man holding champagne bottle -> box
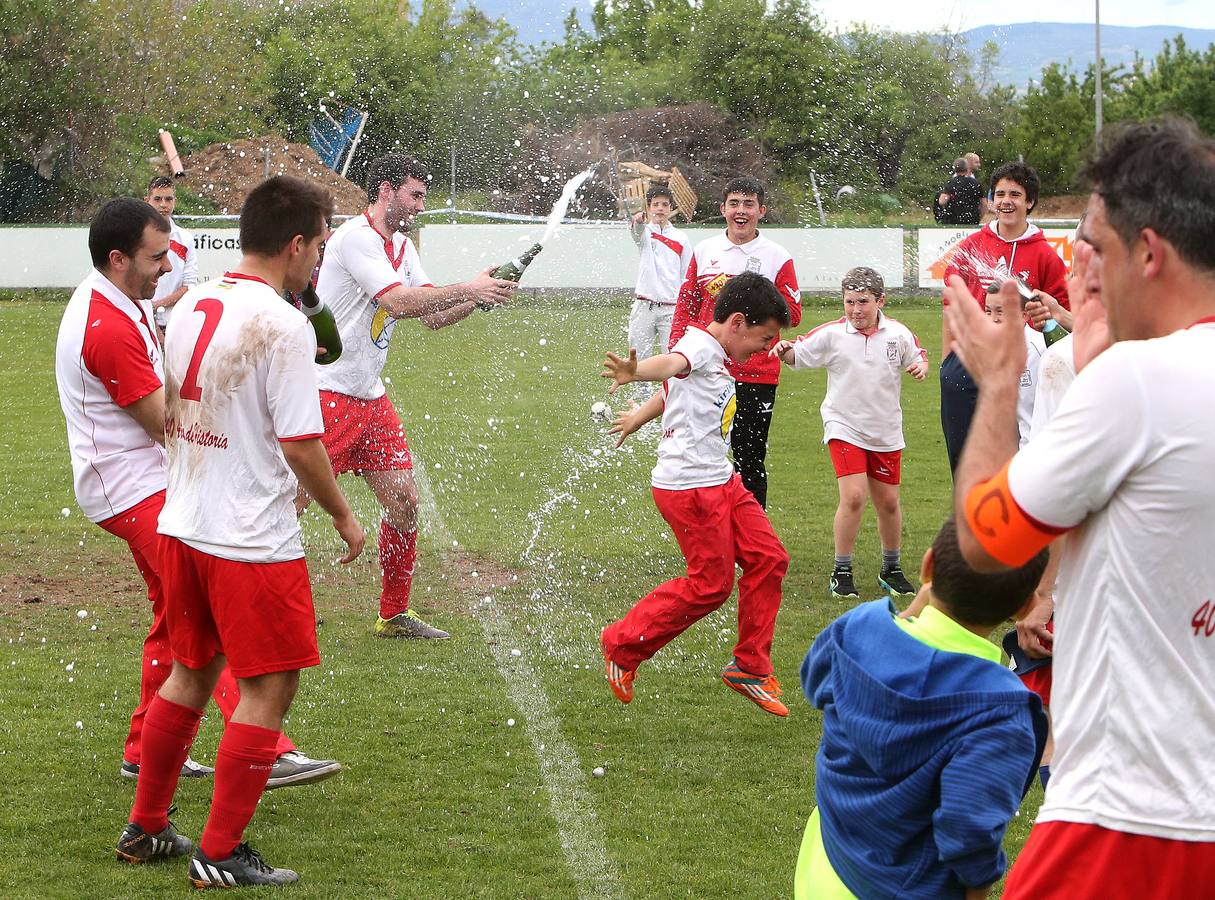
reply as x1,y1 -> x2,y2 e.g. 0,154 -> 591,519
305,153 -> 517,640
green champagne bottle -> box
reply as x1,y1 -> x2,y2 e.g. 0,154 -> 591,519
289,285 -> 343,365
492,243 -> 543,283
1040,318 -> 1069,347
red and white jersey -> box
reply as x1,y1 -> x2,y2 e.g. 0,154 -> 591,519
633,221 -> 692,303
1008,321 -> 1215,841
669,231 -> 801,384
790,312 -> 926,452
158,272 -> 324,563
152,218 -> 198,303
652,326 -> 736,491
315,212 -> 432,400
55,269 -> 167,522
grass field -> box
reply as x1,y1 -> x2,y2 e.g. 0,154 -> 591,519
0,292 -> 1042,898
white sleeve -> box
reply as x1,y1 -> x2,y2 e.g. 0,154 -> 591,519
181,228 -> 198,287
670,331 -> 715,374
267,320 -> 324,440
680,239 -> 693,280
900,327 -> 927,366
1008,343 -> 1151,529
1029,336 -> 1077,438
341,229 -> 408,300
404,241 -> 432,288
791,327 -> 833,370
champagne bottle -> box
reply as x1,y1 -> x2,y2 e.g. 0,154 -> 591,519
288,285 -> 343,365
1040,318 -> 1069,347
492,243 -> 543,283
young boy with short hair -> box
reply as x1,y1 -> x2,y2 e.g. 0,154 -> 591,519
627,185 -> 693,399
771,267 -> 927,601
600,271 -> 793,716
795,516 -> 1049,900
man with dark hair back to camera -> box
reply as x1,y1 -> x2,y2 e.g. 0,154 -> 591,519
115,175 -> 365,888
55,198 -> 338,795
304,153 -> 516,639
937,157 -> 983,226
668,176 -> 801,508
948,118 -> 1215,897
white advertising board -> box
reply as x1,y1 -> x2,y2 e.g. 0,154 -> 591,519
0,224 -> 905,291
918,227 -> 1076,289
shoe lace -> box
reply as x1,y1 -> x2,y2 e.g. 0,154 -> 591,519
232,842 -> 272,873
165,804 -> 180,832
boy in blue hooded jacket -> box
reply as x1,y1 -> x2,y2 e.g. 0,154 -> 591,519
796,515 -> 1048,899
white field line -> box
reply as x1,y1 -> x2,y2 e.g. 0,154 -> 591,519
411,462 -> 624,900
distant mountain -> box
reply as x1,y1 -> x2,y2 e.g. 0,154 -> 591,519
959,22 -> 1215,89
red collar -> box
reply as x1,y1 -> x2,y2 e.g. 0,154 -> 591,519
223,271 -> 272,287
1187,316 -> 1215,329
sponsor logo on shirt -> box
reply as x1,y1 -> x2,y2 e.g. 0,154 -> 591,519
703,273 -> 730,298
370,306 -> 396,350
713,385 -> 737,441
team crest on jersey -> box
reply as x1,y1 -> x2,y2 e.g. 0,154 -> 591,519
745,256 -> 761,273
887,341 -> 899,362
371,305 -> 397,349
703,273 -> 730,298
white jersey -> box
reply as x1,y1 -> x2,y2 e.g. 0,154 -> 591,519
1008,321 -> 1215,841
158,272 -> 324,563
1016,326 -> 1047,447
633,221 -> 692,303
152,218 -> 198,303
652,326 -> 736,491
1029,332 -> 1077,439
55,269 -> 167,522
315,212 -> 432,400
789,312 -> 926,452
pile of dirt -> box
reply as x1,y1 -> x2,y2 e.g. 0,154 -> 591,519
1033,195 -> 1087,219
499,103 -> 778,221
174,135 -> 367,216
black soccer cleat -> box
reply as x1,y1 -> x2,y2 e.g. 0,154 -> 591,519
879,566 -> 917,599
829,568 -> 860,600
116,810 -> 193,864
189,842 -> 300,889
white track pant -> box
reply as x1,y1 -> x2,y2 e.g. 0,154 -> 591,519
627,298 -> 675,399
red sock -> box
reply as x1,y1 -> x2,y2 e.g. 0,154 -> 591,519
200,721 -> 280,861
379,522 -> 417,619
130,695 -> 203,834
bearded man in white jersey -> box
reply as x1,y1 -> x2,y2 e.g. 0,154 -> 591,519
116,176 -> 365,888
948,118 -> 1215,898
305,153 -> 516,639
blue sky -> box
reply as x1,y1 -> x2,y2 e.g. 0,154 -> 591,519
810,0 -> 1215,33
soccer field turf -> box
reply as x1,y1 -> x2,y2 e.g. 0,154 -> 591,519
0,293 -> 1041,898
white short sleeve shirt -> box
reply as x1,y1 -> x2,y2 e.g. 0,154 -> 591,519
651,326 -> 736,491
158,273 -> 324,562
315,213 -> 432,400
1008,322 -> 1215,841
790,313 -> 926,452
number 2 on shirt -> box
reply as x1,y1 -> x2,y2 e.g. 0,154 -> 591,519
179,298 -> 224,402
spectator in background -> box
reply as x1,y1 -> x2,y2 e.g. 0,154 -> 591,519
936,158 -> 983,226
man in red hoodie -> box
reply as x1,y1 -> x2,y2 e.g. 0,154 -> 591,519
940,162 -> 1069,473
668,176 -> 801,508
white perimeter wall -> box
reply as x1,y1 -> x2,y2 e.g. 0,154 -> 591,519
0,224 -> 905,291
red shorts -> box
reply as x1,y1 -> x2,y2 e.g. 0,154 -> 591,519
159,537 -> 320,678
827,440 -> 901,484
1005,820 -> 1215,899
1020,664 -> 1053,706
319,390 -> 413,475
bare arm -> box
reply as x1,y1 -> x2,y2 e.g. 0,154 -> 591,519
419,300 -> 479,330
280,438 -> 365,564
376,267 -> 514,319
152,286 -> 189,310
126,388 -> 166,445
608,393 -> 664,447
629,212 -> 645,246
602,349 -> 689,392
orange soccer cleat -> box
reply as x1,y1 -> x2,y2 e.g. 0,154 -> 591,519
722,662 -> 788,717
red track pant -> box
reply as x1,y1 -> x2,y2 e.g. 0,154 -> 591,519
98,491 -> 294,763
602,474 -> 789,675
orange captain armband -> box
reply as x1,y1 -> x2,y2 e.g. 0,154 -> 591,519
964,463 -> 1067,566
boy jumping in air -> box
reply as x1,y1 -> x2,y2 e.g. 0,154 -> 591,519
772,267 -> 927,601
600,271 -> 793,716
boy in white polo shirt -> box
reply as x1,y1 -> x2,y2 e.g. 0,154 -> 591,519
599,272 -> 792,717
627,185 -> 692,399
772,267 -> 927,601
